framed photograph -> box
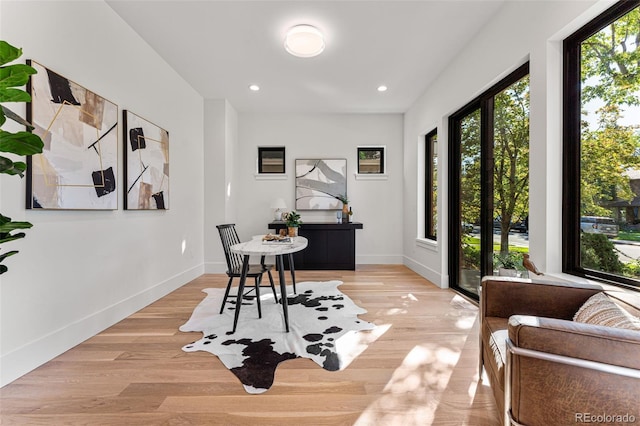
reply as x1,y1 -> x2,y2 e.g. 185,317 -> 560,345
295,158 -> 347,210
26,61 -> 118,209
123,110 -> 169,210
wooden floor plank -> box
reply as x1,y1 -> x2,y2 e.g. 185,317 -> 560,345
0,265 -> 499,425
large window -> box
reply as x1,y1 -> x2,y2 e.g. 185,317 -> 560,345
425,129 -> 438,240
564,1 -> 640,289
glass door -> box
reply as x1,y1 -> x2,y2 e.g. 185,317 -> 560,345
449,64 -> 529,300
458,107 -> 482,296
492,75 -> 530,277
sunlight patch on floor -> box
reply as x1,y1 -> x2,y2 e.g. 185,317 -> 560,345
382,307 -> 408,315
355,336 -> 487,426
480,368 -> 491,386
450,294 -> 478,310
336,323 -> 391,368
456,314 -> 477,330
382,344 -> 460,394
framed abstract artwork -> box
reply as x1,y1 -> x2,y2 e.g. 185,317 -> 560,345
123,110 -> 169,210
26,61 -> 118,209
295,159 -> 347,210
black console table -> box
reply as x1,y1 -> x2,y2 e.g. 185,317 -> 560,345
267,222 -> 363,270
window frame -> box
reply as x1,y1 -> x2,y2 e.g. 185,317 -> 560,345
257,146 -> 286,174
562,0 -> 640,290
425,129 -> 438,240
357,146 -> 385,174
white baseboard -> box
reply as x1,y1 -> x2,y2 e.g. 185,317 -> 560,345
204,261 -> 227,274
0,264 -> 204,387
356,254 -> 403,264
403,255 -> 446,288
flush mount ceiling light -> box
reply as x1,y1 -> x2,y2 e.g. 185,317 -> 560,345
248,84 -> 260,91
377,85 -> 388,92
284,24 -> 325,58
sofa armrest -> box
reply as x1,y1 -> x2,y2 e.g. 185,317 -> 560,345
508,315 -> 640,369
505,315 -> 640,426
481,276 -> 603,320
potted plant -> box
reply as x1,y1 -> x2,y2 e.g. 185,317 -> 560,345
283,210 -> 302,237
0,41 -> 44,274
494,252 -> 522,277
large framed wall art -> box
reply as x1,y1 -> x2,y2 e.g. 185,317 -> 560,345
295,158 -> 347,210
123,110 -> 169,210
26,61 -> 118,209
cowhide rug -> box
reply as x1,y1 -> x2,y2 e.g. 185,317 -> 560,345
180,280 -> 375,394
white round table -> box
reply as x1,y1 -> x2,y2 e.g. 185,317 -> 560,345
230,236 -> 308,333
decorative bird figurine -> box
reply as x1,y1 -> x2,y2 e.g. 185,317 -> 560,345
523,254 -> 543,275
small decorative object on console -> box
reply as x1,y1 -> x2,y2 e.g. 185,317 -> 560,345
283,210 -> 302,237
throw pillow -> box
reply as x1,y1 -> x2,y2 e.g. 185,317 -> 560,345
573,292 -> 640,331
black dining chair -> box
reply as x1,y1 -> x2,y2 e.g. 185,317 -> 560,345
216,224 -> 278,317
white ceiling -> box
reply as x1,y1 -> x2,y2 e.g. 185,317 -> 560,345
106,0 -> 506,113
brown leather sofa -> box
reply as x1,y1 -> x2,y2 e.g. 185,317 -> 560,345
480,276 -> 640,426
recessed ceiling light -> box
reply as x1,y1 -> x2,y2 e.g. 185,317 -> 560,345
284,24 -> 325,58
377,85 -> 388,92
249,84 -> 260,91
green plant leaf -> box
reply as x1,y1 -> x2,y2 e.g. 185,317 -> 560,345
0,155 -> 26,176
0,220 -> 32,233
0,63 -> 36,89
0,87 -> 30,103
0,129 -> 44,154
2,105 -> 34,130
0,232 -> 26,244
0,109 -> 5,126
0,41 -> 22,67
0,250 -> 19,263
0,264 -> 8,274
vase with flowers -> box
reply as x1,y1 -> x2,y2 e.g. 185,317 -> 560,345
335,194 -> 349,223
283,210 -> 302,237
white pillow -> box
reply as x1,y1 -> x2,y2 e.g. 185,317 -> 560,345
573,292 -> 640,331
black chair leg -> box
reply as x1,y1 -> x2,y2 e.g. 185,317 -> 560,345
267,270 -> 278,302
220,276 -> 234,314
232,256 -> 250,334
255,276 -> 262,318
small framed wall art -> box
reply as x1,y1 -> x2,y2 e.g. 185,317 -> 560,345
26,61 -> 118,209
123,110 -> 170,210
295,158 -> 347,210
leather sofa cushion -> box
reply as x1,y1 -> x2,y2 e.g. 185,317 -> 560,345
483,317 -> 509,389
574,292 -> 640,331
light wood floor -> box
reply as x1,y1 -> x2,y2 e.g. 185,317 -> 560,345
0,265 -> 499,425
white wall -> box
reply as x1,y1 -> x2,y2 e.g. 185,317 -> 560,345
235,113 -> 404,264
0,0 -> 205,386
402,0 -> 613,288
203,99 -> 238,273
